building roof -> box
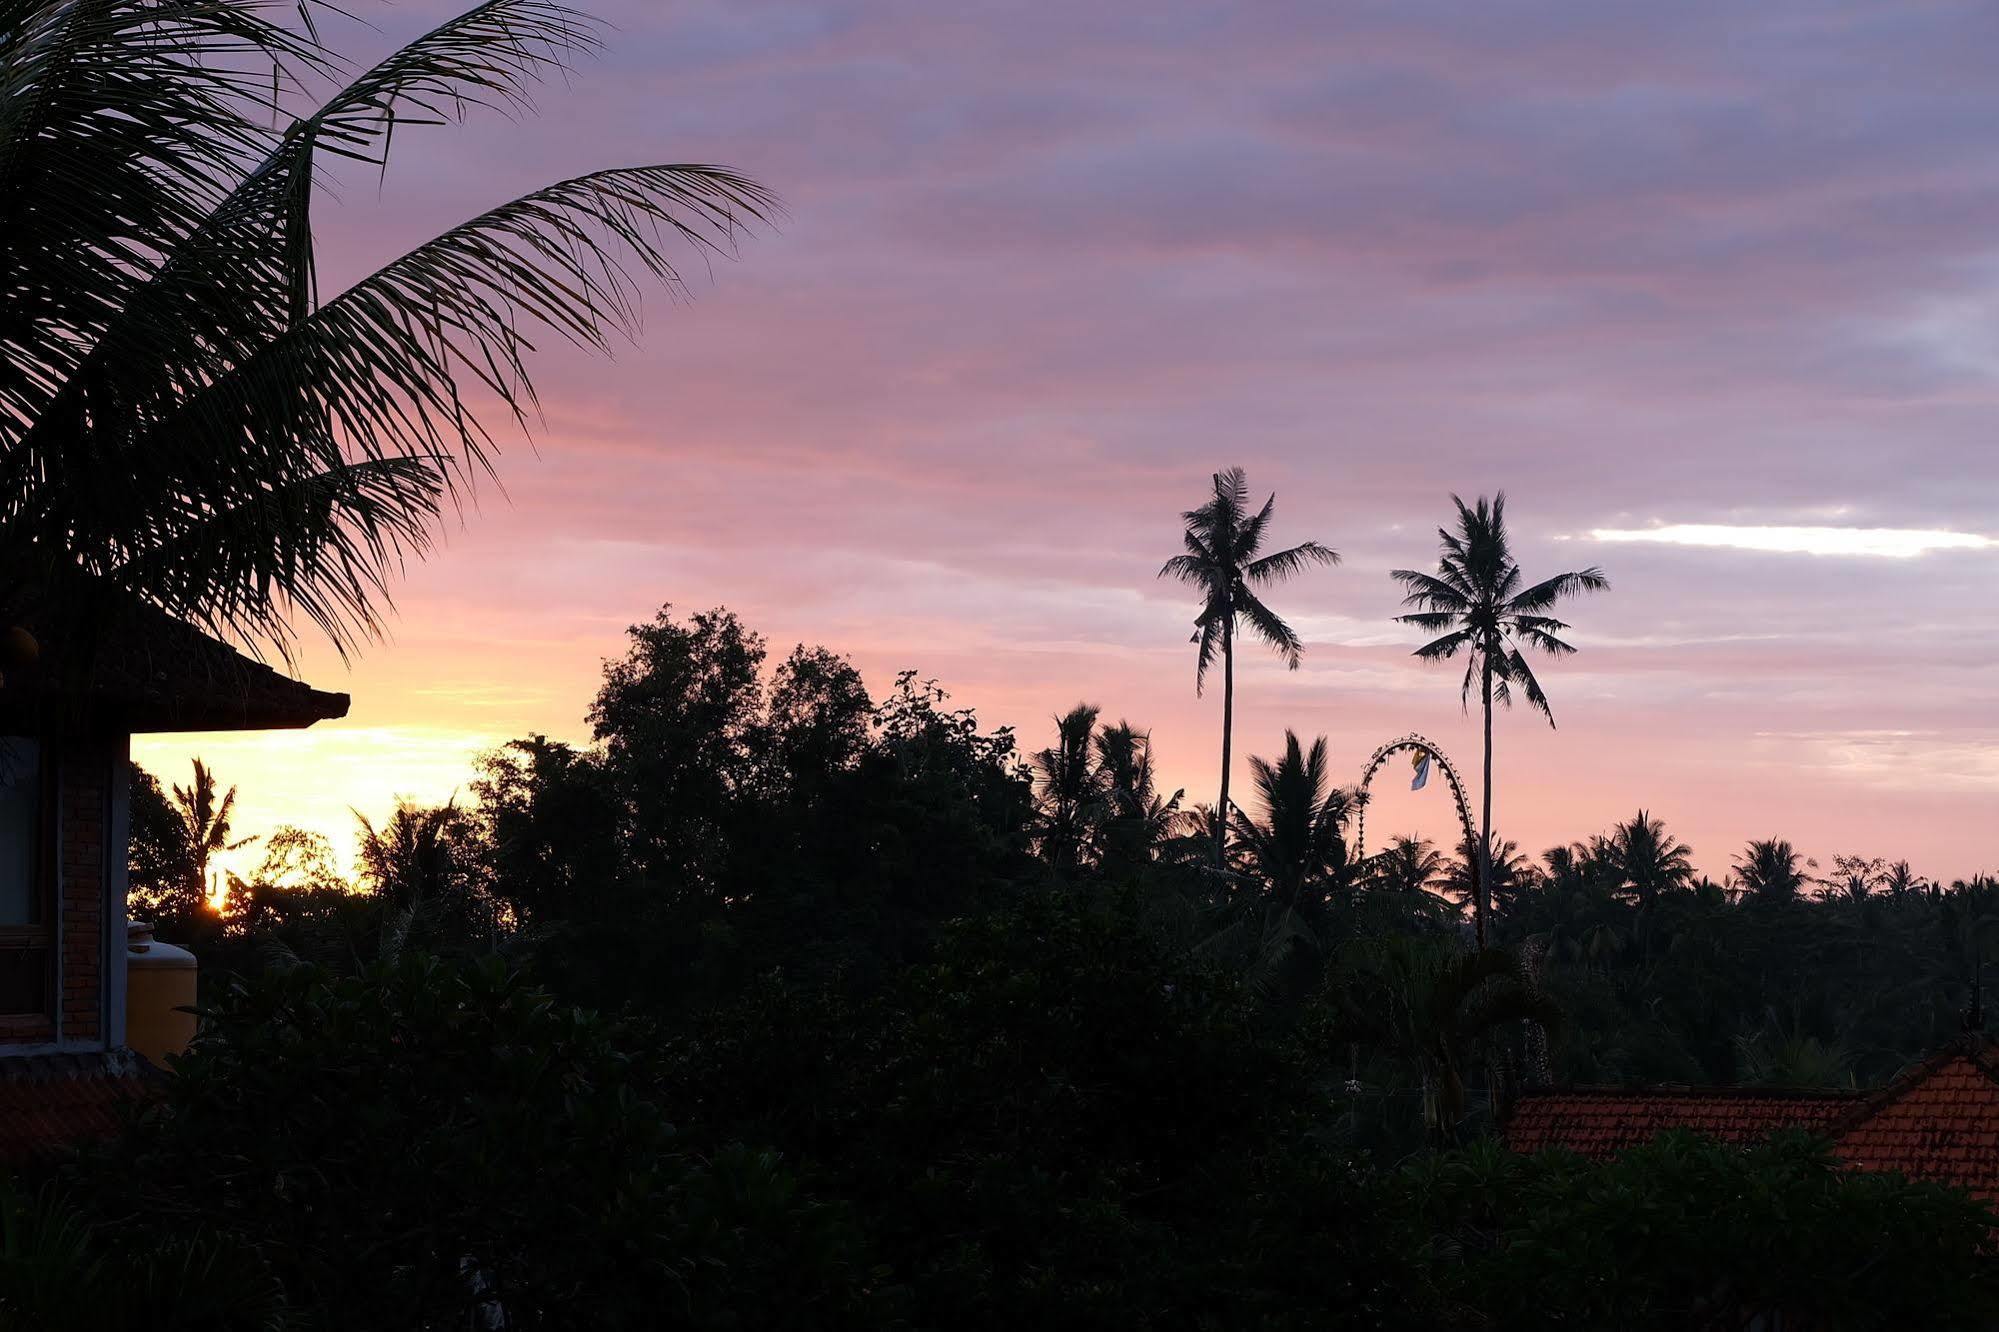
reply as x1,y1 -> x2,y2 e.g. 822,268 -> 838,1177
0,578 -> 348,734
1505,1085 -> 1862,1159
1506,1037 -> 1999,1203
0,1051 -> 160,1163
1831,1045 -> 1999,1203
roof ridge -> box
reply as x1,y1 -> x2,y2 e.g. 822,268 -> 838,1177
1826,1039 -> 1999,1140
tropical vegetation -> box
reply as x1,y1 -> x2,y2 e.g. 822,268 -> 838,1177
1391,493 -> 1606,944
56,601 -> 1999,1326
1160,468 -> 1338,867
3,0 -> 1992,1323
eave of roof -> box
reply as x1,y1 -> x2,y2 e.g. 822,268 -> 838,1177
0,580 -> 348,734
1505,1084 -> 1865,1158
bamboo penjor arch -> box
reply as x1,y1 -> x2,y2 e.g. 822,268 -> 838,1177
1353,733 -> 1478,867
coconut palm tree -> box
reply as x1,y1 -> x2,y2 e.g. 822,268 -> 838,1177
1229,731 -> 1354,907
1540,841 -> 1609,898
1165,803 -> 1230,868
1443,832 -> 1534,919
163,760 -> 254,917
1735,838 -> 1810,904
1190,736 -> 1353,1007
1160,468 -> 1338,868
1607,810 -> 1695,908
1030,703 -> 1104,872
354,798 -> 487,952
1330,936 -> 1560,1144
1391,494 -> 1607,946
1369,835 -> 1451,899
0,0 -> 772,658
1884,860 -> 1930,900
1092,721 -> 1184,873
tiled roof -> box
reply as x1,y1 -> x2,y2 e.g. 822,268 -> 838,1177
1507,1039 -> 1999,1204
1832,1046 -> 1999,1203
0,575 -> 348,734
0,1051 -> 160,1162
1506,1085 -> 1862,1159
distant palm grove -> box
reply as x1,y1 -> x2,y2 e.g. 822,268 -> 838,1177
6,0 -> 1998,1325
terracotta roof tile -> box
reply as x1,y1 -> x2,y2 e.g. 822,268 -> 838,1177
1506,1085 -> 1861,1159
1507,1040 -> 1999,1206
1832,1047 -> 1999,1204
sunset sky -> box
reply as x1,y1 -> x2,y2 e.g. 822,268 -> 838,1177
139,0 -> 1999,886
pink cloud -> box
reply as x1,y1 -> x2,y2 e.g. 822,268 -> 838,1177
142,0 -> 1999,886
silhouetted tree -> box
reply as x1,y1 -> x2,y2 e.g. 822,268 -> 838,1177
1884,860 -> 1930,900
1607,810 -> 1695,909
243,827 -> 347,895
1817,854 -> 1888,905
1160,468 -> 1338,868
761,645 -> 872,801
0,0 -> 770,656
1369,836 -> 1452,900
590,606 -> 767,893
135,759 -> 252,921
1230,731 -> 1353,908
1031,703 -> 1104,872
470,735 -> 622,932
1445,833 -> 1534,918
1391,494 -> 1606,946
1330,937 -> 1559,1143
126,764 -> 186,917
1736,838 -> 1810,903
1093,722 -> 1185,874
355,799 -> 491,952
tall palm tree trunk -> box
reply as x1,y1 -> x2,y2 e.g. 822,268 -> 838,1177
1217,617 -> 1234,870
1478,656 -> 1493,949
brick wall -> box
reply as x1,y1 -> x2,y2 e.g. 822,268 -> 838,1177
57,742 -> 105,1043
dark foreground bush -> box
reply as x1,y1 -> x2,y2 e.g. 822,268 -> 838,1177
6,926 -> 1997,1329
660,887 -> 1438,1328
1408,1132 -> 1999,1330
61,955 -> 885,1330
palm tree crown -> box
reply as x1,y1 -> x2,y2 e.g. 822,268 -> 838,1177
1230,731 -> 1354,907
1160,467 -> 1337,867
1735,838 -> 1810,903
1390,494 -> 1606,724
1443,832 -> 1533,909
167,759 -> 254,914
1160,468 -> 1339,694
1029,703 -> 1105,872
1368,836 -> 1452,899
1092,721 -> 1184,871
1608,810 -> 1695,907
1391,492 -> 1605,945
1,0 -> 772,659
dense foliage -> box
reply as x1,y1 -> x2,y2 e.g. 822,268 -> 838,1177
40,604 -> 1995,1325
11,0 -> 1988,1318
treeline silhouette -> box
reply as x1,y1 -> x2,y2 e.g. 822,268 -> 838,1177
63,600 -> 1998,1327
138,605 -> 1999,1106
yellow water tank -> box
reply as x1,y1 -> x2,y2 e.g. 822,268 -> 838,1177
125,921 -> 197,1068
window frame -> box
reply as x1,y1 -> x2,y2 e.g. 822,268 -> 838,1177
0,739 -> 56,1020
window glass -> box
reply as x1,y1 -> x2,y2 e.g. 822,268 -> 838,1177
0,738 -> 40,926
